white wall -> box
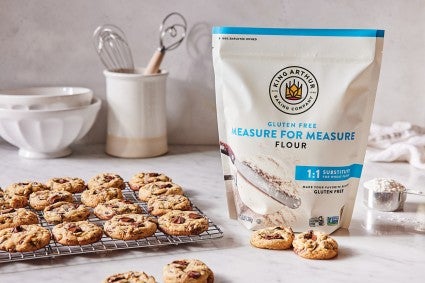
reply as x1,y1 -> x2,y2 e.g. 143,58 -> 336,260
1,0 -> 424,145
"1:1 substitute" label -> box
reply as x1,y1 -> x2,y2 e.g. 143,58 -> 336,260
295,164 -> 363,181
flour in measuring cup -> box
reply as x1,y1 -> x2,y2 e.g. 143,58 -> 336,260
363,178 -> 406,193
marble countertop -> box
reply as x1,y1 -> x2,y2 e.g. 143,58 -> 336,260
0,143 -> 424,282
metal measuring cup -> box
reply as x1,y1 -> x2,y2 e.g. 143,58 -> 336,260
363,178 -> 424,212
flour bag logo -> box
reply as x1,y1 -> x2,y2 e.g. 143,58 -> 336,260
269,66 -> 319,115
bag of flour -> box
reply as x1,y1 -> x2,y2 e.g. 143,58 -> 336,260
212,27 -> 384,233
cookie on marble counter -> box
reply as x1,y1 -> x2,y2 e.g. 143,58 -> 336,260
81,187 -> 124,208
43,201 -> 90,224
138,181 -> 184,202
0,224 -> 51,253
52,220 -> 103,246
163,259 -> 214,283
103,271 -> 157,283
158,210 -> 209,236
29,190 -> 73,211
292,230 -> 338,260
250,226 -> 294,250
87,173 -> 125,190
46,177 -> 87,193
103,213 -> 157,240
94,199 -> 142,220
147,195 -> 192,216
129,172 -> 172,191
0,208 -> 39,230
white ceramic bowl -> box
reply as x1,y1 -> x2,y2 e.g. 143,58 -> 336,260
0,87 -> 93,110
0,97 -> 101,158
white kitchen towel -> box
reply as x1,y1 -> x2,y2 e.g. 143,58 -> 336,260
366,121 -> 425,169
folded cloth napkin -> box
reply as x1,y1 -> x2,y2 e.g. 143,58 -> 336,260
366,121 -> 425,169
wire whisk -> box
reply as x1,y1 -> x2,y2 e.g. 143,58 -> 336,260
93,24 -> 135,73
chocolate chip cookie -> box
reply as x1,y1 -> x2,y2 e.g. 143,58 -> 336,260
103,271 -> 157,283
0,224 -> 51,252
46,177 -> 87,193
52,221 -> 103,246
163,259 -> 214,283
147,195 -> 192,216
29,190 -> 73,211
81,187 -> 124,208
129,172 -> 172,191
4,181 -> 48,198
94,199 -> 143,220
0,188 -> 27,209
292,230 -> 338,260
103,214 -> 158,240
138,181 -> 184,202
0,208 -> 39,230
88,173 -> 125,190
250,226 -> 294,250
0,198 -> 13,214
43,201 -> 90,224
3,181 -> 48,207
158,210 -> 209,236
0,189 -> 14,212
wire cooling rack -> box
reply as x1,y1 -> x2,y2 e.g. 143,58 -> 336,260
0,188 -> 223,263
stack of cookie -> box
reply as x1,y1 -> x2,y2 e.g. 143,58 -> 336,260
0,171 -> 212,254
250,226 -> 339,260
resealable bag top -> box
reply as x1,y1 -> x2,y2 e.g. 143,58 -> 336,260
212,27 -> 384,233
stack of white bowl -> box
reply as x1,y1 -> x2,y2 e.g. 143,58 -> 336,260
0,87 -> 101,159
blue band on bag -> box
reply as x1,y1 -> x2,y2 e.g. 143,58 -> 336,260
295,164 -> 363,181
212,27 -> 384,38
